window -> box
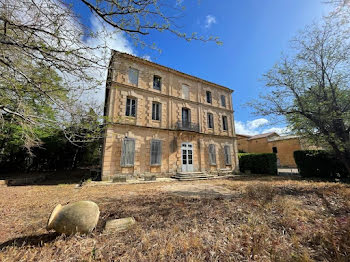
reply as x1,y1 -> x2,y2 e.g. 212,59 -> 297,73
222,116 -> 228,131
272,147 -> 278,153
182,108 -> 190,124
121,138 -> 135,166
182,84 -> 189,99
207,113 -> 214,128
150,140 -> 162,165
224,145 -> 232,165
206,91 -> 212,104
221,95 -> 226,107
153,75 -> 161,90
152,102 -> 161,121
209,144 -> 216,165
126,97 -> 136,117
128,68 -> 139,85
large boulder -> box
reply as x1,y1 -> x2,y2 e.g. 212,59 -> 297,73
47,201 -> 100,235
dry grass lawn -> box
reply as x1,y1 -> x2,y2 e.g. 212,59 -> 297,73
0,176 -> 349,261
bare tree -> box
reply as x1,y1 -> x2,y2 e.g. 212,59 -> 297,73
0,0 -> 220,150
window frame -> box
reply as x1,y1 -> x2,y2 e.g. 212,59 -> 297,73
128,67 -> 139,86
153,75 -> 162,91
207,112 -> 214,129
125,97 -> 137,117
152,102 -> 161,121
221,95 -> 226,107
208,144 -> 217,165
222,115 -> 228,131
150,140 -> 162,166
224,145 -> 232,165
206,91 -> 212,104
121,138 -> 136,167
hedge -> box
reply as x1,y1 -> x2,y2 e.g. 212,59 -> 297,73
294,150 -> 348,179
238,153 -> 277,175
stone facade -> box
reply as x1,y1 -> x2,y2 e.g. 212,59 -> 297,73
101,51 -> 238,180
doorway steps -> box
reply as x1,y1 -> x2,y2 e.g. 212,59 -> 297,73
172,172 -> 215,181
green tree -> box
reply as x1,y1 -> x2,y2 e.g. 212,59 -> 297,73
251,18 -> 350,175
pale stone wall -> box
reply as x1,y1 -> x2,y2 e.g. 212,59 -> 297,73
101,51 -> 238,179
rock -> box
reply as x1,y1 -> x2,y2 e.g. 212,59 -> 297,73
47,201 -> 100,235
112,175 -> 127,183
103,217 -> 136,234
144,175 -> 156,181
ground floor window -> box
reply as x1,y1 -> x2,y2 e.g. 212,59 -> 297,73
150,140 -> 162,165
209,144 -> 216,165
121,138 -> 135,166
224,145 -> 231,165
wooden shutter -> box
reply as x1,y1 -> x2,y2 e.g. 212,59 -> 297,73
224,145 -> 231,165
121,138 -> 135,166
150,140 -> 162,165
209,144 -> 216,165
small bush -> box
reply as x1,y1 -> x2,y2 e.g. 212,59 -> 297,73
294,150 -> 348,180
238,153 -> 277,175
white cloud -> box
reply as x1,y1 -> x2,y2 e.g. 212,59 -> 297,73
235,118 -> 289,136
142,55 -> 152,61
247,118 -> 269,130
262,127 -> 290,135
205,15 -> 217,28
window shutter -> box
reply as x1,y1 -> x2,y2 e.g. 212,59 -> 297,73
128,68 -> 139,85
224,145 -> 231,165
209,144 -> 216,165
121,139 -> 135,166
150,140 -> 162,165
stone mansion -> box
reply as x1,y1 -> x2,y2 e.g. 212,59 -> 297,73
101,50 -> 238,180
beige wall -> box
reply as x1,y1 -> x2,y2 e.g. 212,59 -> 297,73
101,51 -> 238,179
236,135 -> 303,167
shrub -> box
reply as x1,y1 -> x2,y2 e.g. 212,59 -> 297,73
238,153 -> 277,175
294,150 -> 348,180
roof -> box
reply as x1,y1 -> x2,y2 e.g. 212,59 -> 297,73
267,135 -> 300,142
236,134 -> 252,139
112,50 -> 233,93
247,132 -> 279,140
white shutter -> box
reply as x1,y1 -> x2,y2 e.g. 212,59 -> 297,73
121,138 -> 135,166
209,144 -> 216,165
224,145 -> 231,165
128,68 -> 139,85
150,140 -> 162,165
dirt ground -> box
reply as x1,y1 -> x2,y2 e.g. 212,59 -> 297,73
0,176 -> 349,261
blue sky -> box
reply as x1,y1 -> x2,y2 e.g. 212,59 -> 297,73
69,0 -> 331,135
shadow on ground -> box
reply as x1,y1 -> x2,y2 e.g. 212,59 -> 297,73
0,233 -> 60,250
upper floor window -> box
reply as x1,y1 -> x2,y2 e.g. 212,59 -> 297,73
224,145 -> 232,165
182,107 -> 191,124
207,113 -> 214,128
182,84 -> 189,100
150,140 -> 162,165
128,68 -> 139,85
209,144 -> 216,165
272,147 -> 278,153
152,102 -> 161,121
221,95 -> 226,107
121,138 -> 135,166
126,97 -> 136,117
153,75 -> 161,91
222,115 -> 228,131
206,91 -> 212,104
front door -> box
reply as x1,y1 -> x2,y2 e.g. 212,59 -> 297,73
181,143 -> 194,172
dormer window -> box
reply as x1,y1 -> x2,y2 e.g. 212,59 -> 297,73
153,75 -> 161,91
206,91 -> 212,104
